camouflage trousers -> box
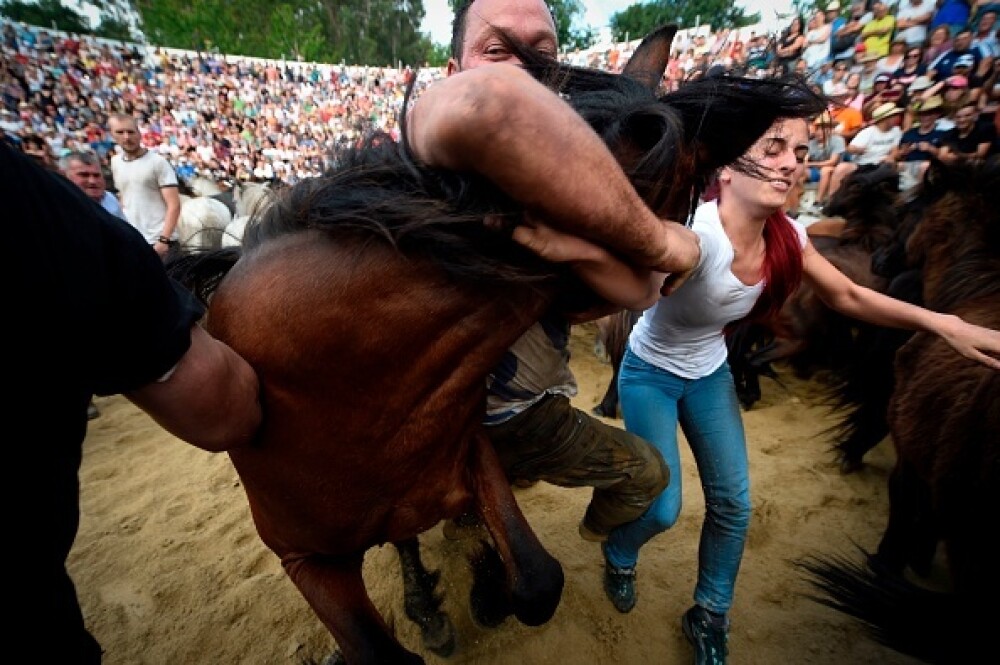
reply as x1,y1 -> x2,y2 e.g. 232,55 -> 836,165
487,393 -> 668,537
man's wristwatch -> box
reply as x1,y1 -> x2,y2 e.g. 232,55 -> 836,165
157,235 -> 177,246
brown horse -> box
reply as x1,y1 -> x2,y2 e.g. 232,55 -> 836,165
168,31 -> 826,663
801,158 -> 1000,663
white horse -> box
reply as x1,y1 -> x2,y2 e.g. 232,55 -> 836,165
177,176 -> 231,251
221,181 -> 274,248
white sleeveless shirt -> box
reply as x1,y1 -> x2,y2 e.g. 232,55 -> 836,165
628,201 -> 807,379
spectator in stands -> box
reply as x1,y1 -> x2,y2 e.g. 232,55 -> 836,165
832,2 -> 869,61
860,2 -> 895,59
924,24 -> 955,65
825,2 -> 849,59
20,131 -> 54,168
972,10 -> 1000,58
829,101 -> 904,197
830,80 -> 866,141
942,74 -> 979,117
877,37 -> 908,75
892,44 -> 928,90
904,74 -> 937,126
932,0 -> 973,36
896,0 -> 935,47
803,9 -> 833,70
942,101 -> 997,159
928,29 -> 987,81
776,15 -> 807,74
894,94 -> 950,189
863,72 -> 904,120
803,110 -> 846,211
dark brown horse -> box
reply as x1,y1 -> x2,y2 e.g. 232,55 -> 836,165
168,31 -> 826,663
801,158 -> 1000,663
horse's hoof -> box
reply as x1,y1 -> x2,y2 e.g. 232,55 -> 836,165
420,613 -> 456,658
319,649 -> 347,665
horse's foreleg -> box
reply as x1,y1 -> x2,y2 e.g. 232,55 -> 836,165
392,538 -> 456,658
873,460 -> 936,579
469,432 -> 564,626
284,552 -> 423,665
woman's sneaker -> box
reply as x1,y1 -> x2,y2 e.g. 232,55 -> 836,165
601,544 -> 636,613
681,605 -> 728,665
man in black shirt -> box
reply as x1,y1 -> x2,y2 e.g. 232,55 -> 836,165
2,142 -> 262,663
942,102 -> 997,161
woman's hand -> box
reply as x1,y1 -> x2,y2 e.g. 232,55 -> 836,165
937,314 -> 1000,370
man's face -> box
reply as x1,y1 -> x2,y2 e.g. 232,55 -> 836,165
953,31 -> 972,51
449,0 -> 558,75
954,107 -> 976,130
64,159 -> 106,202
109,117 -> 142,153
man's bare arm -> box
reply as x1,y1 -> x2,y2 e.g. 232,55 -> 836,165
406,64 -> 700,275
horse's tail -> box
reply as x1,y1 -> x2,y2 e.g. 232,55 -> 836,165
165,247 -> 242,307
798,553 -> 979,663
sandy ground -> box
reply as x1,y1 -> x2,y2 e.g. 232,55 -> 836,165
73,321 -> 922,664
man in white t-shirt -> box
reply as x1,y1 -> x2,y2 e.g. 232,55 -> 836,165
109,113 -> 180,260
896,0 -> 934,47
828,102 -> 903,197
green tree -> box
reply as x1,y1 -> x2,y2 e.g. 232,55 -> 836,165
132,0 -> 433,65
609,0 -> 759,42
1,0 -> 91,33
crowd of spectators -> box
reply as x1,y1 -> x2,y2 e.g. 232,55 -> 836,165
3,1 -> 1000,204
1,19 -> 434,189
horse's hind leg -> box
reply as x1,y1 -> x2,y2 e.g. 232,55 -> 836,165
592,361 -> 621,418
284,552 -> 424,665
470,432 -> 564,627
392,538 -> 456,657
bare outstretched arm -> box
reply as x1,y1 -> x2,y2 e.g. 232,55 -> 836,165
126,325 -> 262,452
406,64 -> 700,275
802,240 -> 1000,370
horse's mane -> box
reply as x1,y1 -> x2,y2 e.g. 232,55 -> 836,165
910,158 -> 1000,311
822,164 -> 900,254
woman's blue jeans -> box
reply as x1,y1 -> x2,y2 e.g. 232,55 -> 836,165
604,348 -> 751,615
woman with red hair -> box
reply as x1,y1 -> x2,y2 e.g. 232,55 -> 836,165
517,115 -> 1000,664
513,110 -> 1000,663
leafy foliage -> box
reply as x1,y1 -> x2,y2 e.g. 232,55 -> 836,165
609,0 -> 759,42
2,0 -> 92,35
132,0 -> 435,65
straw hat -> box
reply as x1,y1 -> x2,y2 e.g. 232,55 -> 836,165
916,95 -> 944,113
871,102 -> 903,122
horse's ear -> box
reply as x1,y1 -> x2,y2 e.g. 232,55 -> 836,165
622,24 -> 677,91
